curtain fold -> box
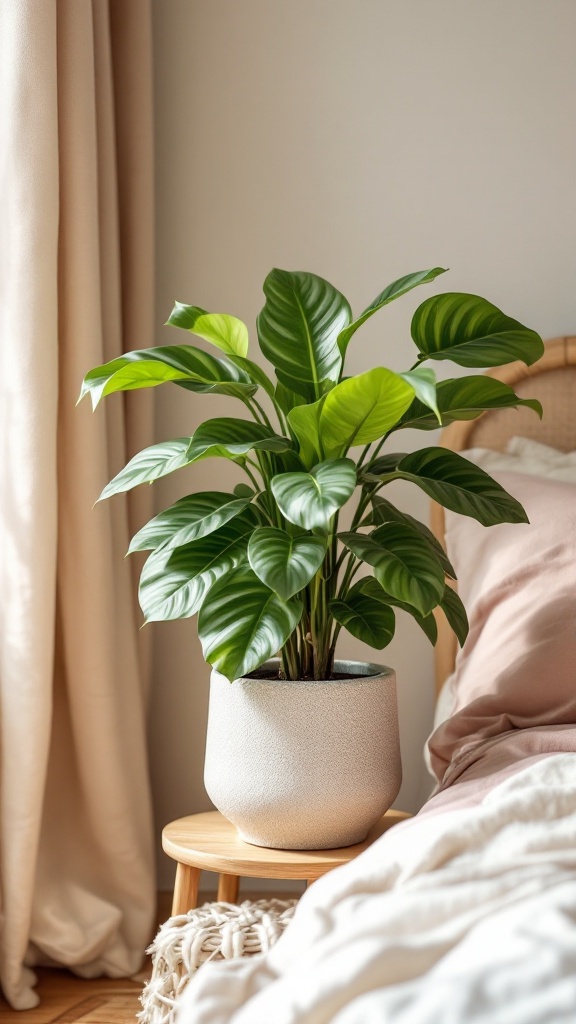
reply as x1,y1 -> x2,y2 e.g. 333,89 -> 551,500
0,0 -> 155,1009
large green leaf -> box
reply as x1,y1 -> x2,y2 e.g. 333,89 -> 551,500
138,511 -> 256,622
271,458 -> 356,531
337,267 -> 447,358
396,448 -> 529,526
99,438 -> 193,500
353,578 -> 438,645
186,418 -> 292,463
412,293 -> 544,367
287,397 -> 326,468
79,346 -> 256,408
330,590 -> 395,649
399,368 -> 441,424
248,527 -> 326,601
166,303 -> 249,357
257,269 -> 351,399
319,368 -> 415,456
198,566 -> 302,681
399,376 -> 543,430
128,492 -> 252,553
339,523 -> 445,616
367,495 -> 456,579
439,585 -> 469,647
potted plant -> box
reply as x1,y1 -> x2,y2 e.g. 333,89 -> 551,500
80,267 -> 543,849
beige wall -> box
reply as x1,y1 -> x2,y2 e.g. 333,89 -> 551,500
150,0 -> 576,888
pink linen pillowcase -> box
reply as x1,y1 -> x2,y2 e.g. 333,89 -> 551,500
428,470 -> 576,785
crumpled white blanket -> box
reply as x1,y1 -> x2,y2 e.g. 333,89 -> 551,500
175,753 -> 576,1023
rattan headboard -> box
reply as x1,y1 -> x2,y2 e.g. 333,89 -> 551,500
431,336 -> 576,696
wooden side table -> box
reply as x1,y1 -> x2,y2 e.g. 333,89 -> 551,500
162,809 -> 410,915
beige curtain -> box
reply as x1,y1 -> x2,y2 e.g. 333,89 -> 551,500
0,0 -> 155,1010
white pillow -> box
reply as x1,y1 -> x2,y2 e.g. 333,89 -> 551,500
462,436 -> 576,482
506,435 -> 576,473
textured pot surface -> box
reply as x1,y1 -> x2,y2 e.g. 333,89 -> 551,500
204,660 -> 402,850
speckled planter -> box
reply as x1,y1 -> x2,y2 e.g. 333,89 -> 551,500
204,659 -> 402,850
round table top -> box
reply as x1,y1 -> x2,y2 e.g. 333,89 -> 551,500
162,809 -> 410,880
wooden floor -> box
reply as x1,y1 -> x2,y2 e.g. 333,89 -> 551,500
0,890 -> 299,1023
0,970 -> 145,1024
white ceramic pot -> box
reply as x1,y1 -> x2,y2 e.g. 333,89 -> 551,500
204,659 -> 402,850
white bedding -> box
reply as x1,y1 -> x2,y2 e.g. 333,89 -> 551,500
176,753 -> 576,1023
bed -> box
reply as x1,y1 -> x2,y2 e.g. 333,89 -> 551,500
175,338 -> 576,1024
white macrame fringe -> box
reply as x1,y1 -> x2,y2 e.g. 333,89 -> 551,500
138,899 -> 297,1024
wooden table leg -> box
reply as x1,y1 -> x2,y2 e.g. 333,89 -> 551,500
172,863 -> 200,916
217,872 -> 240,903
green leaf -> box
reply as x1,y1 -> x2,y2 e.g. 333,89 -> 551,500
138,511 -> 256,622
80,356 -> 188,407
79,346 -> 256,408
175,377 -> 256,401
361,452 -> 406,482
198,566 -> 302,681
396,448 -> 529,526
330,591 -> 395,649
267,449 -> 308,475
353,578 -> 438,645
439,585 -> 469,647
339,523 -> 445,617
227,356 -> 276,399
234,483 -> 255,498
409,608 -> 437,644
98,438 -> 193,500
368,496 -> 456,579
412,293 -> 544,368
166,303 -> 249,357
186,418 -> 292,463
337,268 -> 447,358
271,458 -> 356,531
399,368 -> 441,424
319,368 -> 415,456
399,376 -> 543,430
274,380 -> 307,415
257,269 -> 351,400
248,527 -> 326,601
128,492 -> 253,553
287,397 -> 326,468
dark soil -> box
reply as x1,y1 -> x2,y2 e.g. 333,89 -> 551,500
246,669 -> 362,681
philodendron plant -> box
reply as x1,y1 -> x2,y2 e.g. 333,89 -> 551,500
80,267 -> 543,682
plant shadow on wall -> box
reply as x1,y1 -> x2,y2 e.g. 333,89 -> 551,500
79,267 -> 543,849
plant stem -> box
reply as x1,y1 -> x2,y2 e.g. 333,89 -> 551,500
333,486 -> 375,575
364,435 -> 387,468
327,514 -> 339,576
271,398 -> 289,436
337,551 -> 360,599
246,399 -> 265,426
356,443 -> 373,472
280,624 -> 300,679
251,397 -> 276,433
242,462 -> 261,491
329,622 -> 342,659
352,487 -> 375,527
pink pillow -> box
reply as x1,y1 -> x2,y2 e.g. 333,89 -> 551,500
428,471 -> 576,785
